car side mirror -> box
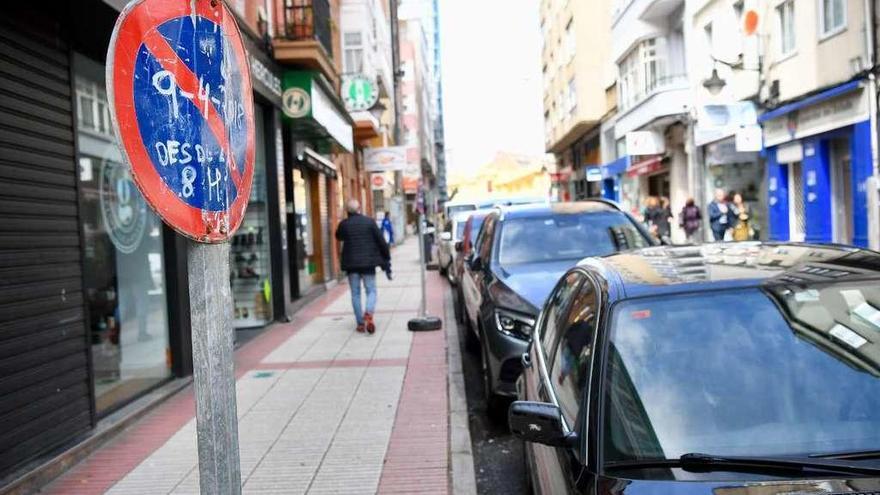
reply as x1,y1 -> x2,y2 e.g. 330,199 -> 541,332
454,241 -> 463,252
440,232 -> 452,241
508,401 -> 577,448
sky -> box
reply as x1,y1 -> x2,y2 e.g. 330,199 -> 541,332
438,0 -> 546,174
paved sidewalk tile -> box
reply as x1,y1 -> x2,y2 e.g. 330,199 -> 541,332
41,240 -> 451,495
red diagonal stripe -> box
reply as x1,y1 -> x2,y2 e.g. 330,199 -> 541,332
141,27 -> 244,192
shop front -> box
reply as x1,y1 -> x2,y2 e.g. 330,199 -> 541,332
761,81 -> 873,247
702,137 -> 763,239
281,70 -> 354,297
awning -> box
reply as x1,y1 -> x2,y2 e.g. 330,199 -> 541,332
758,80 -> 862,123
601,156 -> 630,179
298,147 -> 337,178
626,155 -> 665,177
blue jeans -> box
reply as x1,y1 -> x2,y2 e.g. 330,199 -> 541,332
348,272 -> 377,325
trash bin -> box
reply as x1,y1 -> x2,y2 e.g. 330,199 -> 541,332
422,223 -> 435,266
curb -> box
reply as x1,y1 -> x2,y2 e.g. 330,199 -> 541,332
444,285 -> 478,495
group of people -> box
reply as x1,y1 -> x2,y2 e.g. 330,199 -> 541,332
642,188 -> 754,243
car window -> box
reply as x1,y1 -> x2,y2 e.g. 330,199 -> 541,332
468,216 -> 486,249
550,279 -> 599,424
602,285 -> 880,464
455,221 -> 466,239
540,272 -> 584,360
498,211 -> 650,266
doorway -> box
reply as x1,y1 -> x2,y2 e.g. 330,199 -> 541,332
647,172 -> 670,199
787,161 -> 805,242
830,138 -> 853,244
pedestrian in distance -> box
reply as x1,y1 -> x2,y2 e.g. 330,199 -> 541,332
643,196 -> 667,243
679,197 -> 702,243
381,210 -> 395,246
659,196 -> 673,243
731,192 -> 753,241
707,188 -> 734,242
336,200 -> 391,334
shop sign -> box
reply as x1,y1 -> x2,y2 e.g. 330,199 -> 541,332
364,146 -> 407,172
107,0 -> 255,242
242,33 -> 282,106
626,155 -> 664,177
371,173 -> 386,190
706,137 -> 759,166
625,131 -> 665,156
776,142 -> 803,164
282,71 -> 354,153
763,87 -> 869,147
694,102 -> 758,147
735,125 -> 763,152
586,167 -> 603,182
342,74 -> 379,112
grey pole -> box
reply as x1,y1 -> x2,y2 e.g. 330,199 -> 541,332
408,190 -> 442,331
187,240 -> 242,495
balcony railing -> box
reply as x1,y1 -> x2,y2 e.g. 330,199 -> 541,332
281,0 -> 333,58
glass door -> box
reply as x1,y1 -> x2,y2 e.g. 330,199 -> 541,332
292,167 -> 315,294
788,162 -> 806,242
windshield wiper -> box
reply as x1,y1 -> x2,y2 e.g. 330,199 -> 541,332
810,449 -> 880,460
605,452 -> 880,476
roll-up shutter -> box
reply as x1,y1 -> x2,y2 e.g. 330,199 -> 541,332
0,8 -> 92,478
318,175 -> 333,282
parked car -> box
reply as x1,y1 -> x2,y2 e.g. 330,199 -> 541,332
437,210 -> 475,280
512,242 -> 880,494
451,209 -> 494,324
460,200 -> 652,418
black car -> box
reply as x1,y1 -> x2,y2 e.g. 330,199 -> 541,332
512,242 -> 880,494
459,200 -> 652,418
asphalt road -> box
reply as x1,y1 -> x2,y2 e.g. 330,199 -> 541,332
453,290 -> 530,494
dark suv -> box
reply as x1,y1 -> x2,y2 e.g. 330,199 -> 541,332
512,243 -> 880,493
459,200 -> 651,417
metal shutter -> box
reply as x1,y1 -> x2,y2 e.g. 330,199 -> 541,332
318,175 -> 332,281
0,9 -> 93,478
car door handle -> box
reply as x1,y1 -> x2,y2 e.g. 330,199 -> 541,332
521,352 -> 532,369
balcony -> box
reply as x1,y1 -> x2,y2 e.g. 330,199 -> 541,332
273,0 -> 339,88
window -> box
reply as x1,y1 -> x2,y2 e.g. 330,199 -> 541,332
343,31 -> 364,73
820,0 -> 846,37
617,38 -> 668,110
777,0 -> 796,56
539,272 -> 584,353
550,280 -> 598,422
476,215 -> 496,262
567,77 -> 577,115
564,19 -> 576,63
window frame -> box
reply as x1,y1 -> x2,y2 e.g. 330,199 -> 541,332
777,0 -> 796,57
342,31 -> 364,74
818,0 -> 847,40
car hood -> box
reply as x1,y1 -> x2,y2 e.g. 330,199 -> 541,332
599,474 -> 880,495
495,260 -> 574,310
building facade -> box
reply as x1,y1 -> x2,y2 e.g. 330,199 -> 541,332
540,0 -> 614,201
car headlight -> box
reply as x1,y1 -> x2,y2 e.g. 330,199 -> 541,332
494,308 -> 536,340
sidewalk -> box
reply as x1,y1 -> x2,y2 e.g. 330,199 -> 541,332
42,240 -> 461,495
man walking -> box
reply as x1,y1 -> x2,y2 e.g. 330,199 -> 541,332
336,200 -> 390,334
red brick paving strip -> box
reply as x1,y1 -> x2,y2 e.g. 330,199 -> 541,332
377,273 -> 450,494
43,283 -> 350,495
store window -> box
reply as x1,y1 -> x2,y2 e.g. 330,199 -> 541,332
74,54 -> 171,415
293,167 -> 316,293
230,105 -> 272,328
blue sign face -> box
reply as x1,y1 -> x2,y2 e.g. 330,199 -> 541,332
133,16 -> 249,212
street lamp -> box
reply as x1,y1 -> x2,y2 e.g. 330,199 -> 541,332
703,68 -> 727,95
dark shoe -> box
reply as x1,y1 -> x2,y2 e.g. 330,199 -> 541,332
364,312 -> 375,334
356,323 -> 366,333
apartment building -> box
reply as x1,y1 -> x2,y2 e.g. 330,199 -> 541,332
540,0 -> 614,201
606,0 -> 691,240
757,0 -> 876,247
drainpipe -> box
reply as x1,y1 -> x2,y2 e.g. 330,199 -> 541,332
864,0 -> 880,249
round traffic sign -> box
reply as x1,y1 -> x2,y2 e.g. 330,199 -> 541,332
371,174 -> 385,189
107,0 -> 255,242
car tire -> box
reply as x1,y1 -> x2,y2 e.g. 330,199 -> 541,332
480,327 -> 506,423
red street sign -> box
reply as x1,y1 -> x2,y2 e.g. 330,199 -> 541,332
371,174 -> 385,189
107,0 -> 255,242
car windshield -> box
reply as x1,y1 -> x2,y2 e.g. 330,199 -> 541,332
603,285 -> 880,464
448,205 -> 476,217
497,211 -> 648,265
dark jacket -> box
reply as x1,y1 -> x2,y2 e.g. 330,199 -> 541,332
679,205 -> 702,234
335,213 -> 391,273
708,200 -> 735,233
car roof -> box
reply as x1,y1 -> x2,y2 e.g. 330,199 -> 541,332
579,242 -> 880,299
497,200 -> 622,220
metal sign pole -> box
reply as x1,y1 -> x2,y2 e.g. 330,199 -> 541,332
187,241 -> 242,494
408,188 -> 442,331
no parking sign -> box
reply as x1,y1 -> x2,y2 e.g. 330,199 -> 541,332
107,0 -> 255,242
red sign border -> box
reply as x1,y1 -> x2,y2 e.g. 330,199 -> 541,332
106,0 -> 256,243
